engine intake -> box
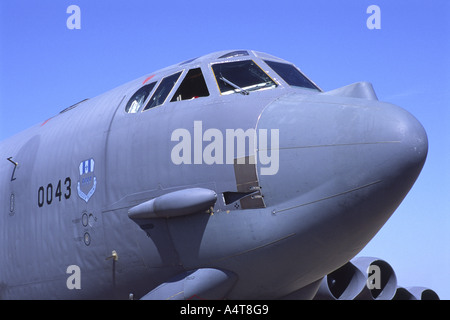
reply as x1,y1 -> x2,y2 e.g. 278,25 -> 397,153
313,256 -> 439,300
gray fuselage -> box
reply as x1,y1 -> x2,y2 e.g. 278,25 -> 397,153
0,50 -> 427,299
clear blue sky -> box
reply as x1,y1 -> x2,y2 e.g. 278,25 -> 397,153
1,0 -> 449,299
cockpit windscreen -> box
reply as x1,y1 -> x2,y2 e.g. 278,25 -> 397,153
264,60 -> 319,91
212,60 -> 277,95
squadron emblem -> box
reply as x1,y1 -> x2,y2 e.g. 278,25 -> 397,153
77,158 -> 97,203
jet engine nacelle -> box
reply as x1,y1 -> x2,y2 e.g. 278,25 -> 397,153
351,257 -> 398,300
314,257 -> 439,300
393,286 -> 440,300
314,260 -> 366,300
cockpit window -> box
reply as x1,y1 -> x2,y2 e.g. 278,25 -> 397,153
179,57 -> 199,65
212,60 -> 277,95
264,60 -> 319,91
143,71 -> 182,111
171,68 -> 209,102
125,83 -> 156,113
218,50 -> 249,59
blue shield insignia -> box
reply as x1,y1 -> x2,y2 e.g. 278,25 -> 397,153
77,158 -> 97,203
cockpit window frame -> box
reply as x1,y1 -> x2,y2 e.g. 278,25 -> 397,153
142,70 -> 183,112
264,60 -> 321,91
210,59 -> 279,96
125,82 -> 157,113
170,67 -> 210,102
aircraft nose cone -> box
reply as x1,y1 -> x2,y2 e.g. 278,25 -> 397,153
384,105 -> 428,174
256,93 -> 428,210
251,93 -> 428,291
363,101 -> 428,190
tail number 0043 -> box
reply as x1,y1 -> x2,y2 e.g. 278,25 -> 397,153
38,177 -> 71,207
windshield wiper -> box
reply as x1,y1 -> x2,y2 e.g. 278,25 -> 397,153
219,74 -> 249,95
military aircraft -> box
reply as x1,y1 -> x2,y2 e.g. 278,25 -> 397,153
0,49 -> 435,300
